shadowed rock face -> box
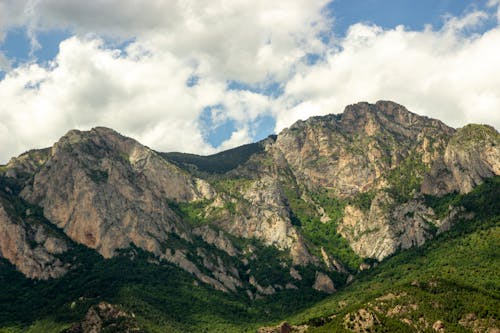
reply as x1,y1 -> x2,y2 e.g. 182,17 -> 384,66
422,124 -> 500,196
0,200 -> 69,279
0,101 -> 498,294
64,302 -> 142,333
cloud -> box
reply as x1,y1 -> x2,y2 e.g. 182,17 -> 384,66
442,9 -> 489,32
0,37 -> 216,161
489,0 -> 500,22
1,1 -> 500,164
0,0 -> 331,162
0,0 -> 31,40
5,0 -> 332,83
274,11 -> 500,132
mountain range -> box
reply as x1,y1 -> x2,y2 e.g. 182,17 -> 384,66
0,100 -> 498,332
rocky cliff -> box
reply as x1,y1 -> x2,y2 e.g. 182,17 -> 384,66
0,101 -> 498,297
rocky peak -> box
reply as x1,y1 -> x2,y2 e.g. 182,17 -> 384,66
0,101 -> 497,299
20,126 -> 215,258
274,101 -> 454,196
340,101 -> 454,138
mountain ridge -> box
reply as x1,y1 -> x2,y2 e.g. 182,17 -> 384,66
0,100 -> 499,332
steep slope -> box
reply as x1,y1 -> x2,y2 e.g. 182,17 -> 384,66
0,101 -> 498,332
0,127 -> 319,294
264,177 -> 500,333
274,101 -> 454,195
0,177 -> 497,333
0,194 -> 69,280
423,124 -> 500,195
263,101 -> 498,262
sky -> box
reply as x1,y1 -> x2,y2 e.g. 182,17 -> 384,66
0,0 -> 500,163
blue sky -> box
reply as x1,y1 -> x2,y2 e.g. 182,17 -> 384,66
330,0 -> 493,32
0,0 -> 499,162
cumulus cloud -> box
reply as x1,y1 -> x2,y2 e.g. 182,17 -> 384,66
489,0 -> 500,22
0,1 -> 500,164
4,0 -> 331,82
0,37 -> 218,160
0,0 -> 331,162
274,9 -> 500,132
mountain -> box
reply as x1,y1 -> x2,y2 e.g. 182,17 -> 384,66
0,101 -> 498,332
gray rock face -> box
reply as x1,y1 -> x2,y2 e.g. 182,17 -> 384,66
21,127 -> 213,258
192,225 -> 239,257
0,101 -> 498,291
422,124 -> 500,196
0,200 -> 69,279
338,193 -> 436,260
275,101 -> 453,196
228,176 -> 313,265
64,302 -> 142,333
313,271 -> 335,294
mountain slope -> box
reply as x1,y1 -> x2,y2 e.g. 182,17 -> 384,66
270,177 -> 500,333
0,100 -> 498,332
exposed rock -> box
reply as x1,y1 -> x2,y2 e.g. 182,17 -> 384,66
192,225 -> 238,257
20,128 -> 214,260
459,313 -> 499,333
375,292 -> 407,302
163,248 -> 229,293
339,193 -> 436,260
320,247 -> 333,270
3,148 -> 50,182
312,271 -> 335,293
423,124 -> 500,196
196,248 -> 243,292
1,101 -> 498,300
64,302 -> 142,333
257,321 -> 308,333
0,200 -> 69,279
290,267 -> 302,280
224,175 -> 313,265
344,309 -> 380,333
386,304 -> 418,317
275,101 -> 453,196
436,206 -> 474,234
432,320 -> 445,332
249,275 -> 276,295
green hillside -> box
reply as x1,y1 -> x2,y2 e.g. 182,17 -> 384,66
1,178 -> 498,332
282,177 -> 500,332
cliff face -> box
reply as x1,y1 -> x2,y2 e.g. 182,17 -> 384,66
0,198 -> 69,279
0,101 -> 498,295
338,194 -> 436,261
422,124 -> 500,196
20,127 -> 212,258
274,101 -> 454,196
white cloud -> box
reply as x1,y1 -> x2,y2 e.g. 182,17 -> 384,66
442,9 -> 488,32
274,11 -> 500,132
489,0 -> 500,22
1,1 -> 500,164
0,0 -> 331,163
0,37 -> 219,161
6,0 -> 331,83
